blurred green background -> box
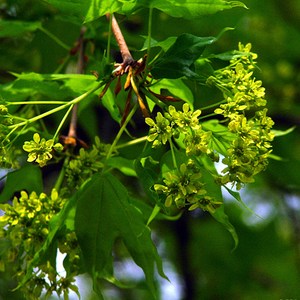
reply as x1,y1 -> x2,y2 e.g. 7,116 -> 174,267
0,0 -> 300,299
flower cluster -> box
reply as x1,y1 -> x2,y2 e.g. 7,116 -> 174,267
0,189 -> 79,299
0,103 -> 20,168
0,189 -> 63,258
146,103 -> 214,159
64,136 -> 111,191
0,145 -> 21,169
23,133 -> 63,167
208,43 -> 275,189
154,161 -> 221,213
146,104 -> 222,212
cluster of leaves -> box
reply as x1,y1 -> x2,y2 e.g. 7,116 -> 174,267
0,0 -> 282,299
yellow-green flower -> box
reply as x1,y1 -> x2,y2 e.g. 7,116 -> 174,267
145,112 -> 173,147
154,162 -> 212,210
23,133 -> 63,167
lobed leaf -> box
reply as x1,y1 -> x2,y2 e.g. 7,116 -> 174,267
42,0 -> 246,24
0,73 -> 98,101
75,173 -> 168,296
144,0 -> 247,19
42,0 -> 127,23
151,34 -> 217,79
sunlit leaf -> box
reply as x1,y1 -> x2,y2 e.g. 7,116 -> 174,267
140,36 -> 177,52
43,0 -> 128,23
42,0 -> 245,23
272,126 -> 295,137
202,120 -> 235,156
149,78 -> 194,108
0,73 -> 99,101
148,0 -> 246,19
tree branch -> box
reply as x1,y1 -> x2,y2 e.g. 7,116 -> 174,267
68,27 -> 86,139
107,13 -> 134,66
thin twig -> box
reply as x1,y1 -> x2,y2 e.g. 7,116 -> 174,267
68,27 -> 86,138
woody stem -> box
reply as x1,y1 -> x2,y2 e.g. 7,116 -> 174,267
68,26 -> 86,138
107,13 -> 134,65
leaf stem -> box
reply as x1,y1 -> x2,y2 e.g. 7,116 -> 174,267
67,27 -> 86,139
115,136 -> 148,149
54,157 -> 69,191
145,7 -> 153,71
106,103 -> 138,160
7,101 -> 69,105
39,27 -> 70,51
53,104 -> 74,141
199,112 -> 218,120
140,86 -> 167,109
169,139 -> 178,169
200,99 -> 226,110
8,82 -> 103,130
53,55 -> 71,74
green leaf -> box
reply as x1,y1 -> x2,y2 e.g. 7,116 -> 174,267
272,126 -> 295,137
41,0 -> 246,24
149,78 -> 194,108
223,185 -> 263,219
75,173 -> 168,296
101,87 -> 122,123
42,0 -> 126,23
197,155 -> 238,249
134,157 -> 161,203
145,0 -> 246,19
211,204 -> 238,250
140,36 -> 177,52
161,149 -> 187,174
1,73 -> 98,102
0,20 -> 41,37
106,157 -> 137,176
202,120 -> 235,156
0,165 -> 43,203
147,204 -> 161,226
151,34 -> 217,79
209,50 -> 251,61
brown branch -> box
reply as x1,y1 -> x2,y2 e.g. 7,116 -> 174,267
67,27 -> 86,139
107,13 -> 134,66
